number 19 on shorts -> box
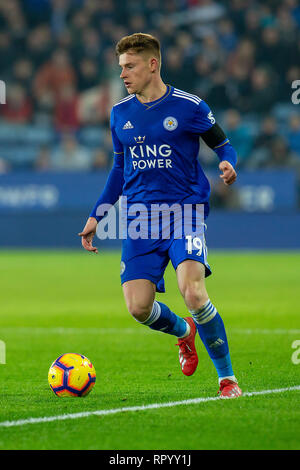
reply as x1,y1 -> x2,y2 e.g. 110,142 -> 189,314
185,235 -> 203,256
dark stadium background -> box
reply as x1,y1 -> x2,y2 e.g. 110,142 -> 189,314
0,0 -> 300,249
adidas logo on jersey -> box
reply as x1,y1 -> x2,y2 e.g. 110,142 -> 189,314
123,121 -> 134,129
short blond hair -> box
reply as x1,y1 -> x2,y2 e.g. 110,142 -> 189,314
116,33 -> 161,68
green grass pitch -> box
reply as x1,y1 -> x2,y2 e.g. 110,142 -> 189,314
0,249 -> 299,450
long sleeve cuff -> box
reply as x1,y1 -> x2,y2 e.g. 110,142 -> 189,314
214,140 -> 238,169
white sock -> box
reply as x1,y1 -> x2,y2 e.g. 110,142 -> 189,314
178,320 -> 191,339
219,375 -> 238,384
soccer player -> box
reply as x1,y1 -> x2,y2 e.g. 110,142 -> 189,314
79,33 -> 242,398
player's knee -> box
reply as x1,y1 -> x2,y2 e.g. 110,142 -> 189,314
127,302 -> 152,323
183,283 -> 208,311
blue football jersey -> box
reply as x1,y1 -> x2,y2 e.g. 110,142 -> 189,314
111,85 -> 217,208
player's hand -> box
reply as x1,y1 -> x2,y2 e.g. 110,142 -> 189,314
219,160 -> 237,186
78,217 -> 98,254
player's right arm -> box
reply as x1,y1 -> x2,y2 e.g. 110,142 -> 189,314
78,216 -> 99,254
79,108 -> 124,253
78,154 -> 124,253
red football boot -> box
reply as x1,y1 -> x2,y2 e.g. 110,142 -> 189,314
218,379 -> 242,398
175,317 -> 198,376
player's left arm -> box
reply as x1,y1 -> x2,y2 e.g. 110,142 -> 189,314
191,100 -> 238,185
200,122 -> 238,186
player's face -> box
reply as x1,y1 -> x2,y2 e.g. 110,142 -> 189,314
119,52 -> 153,95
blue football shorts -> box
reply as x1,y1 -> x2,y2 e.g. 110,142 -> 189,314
120,214 -> 212,293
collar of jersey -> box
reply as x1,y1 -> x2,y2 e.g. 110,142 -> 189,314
134,84 -> 172,110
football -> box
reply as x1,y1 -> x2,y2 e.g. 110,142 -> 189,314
48,353 -> 96,397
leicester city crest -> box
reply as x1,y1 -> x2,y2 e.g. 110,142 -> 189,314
163,116 -> 178,131
120,261 -> 126,275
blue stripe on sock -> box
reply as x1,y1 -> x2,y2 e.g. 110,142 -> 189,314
192,301 -> 216,324
143,301 -> 160,326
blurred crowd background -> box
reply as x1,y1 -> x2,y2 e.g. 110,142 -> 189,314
0,0 -> 300,208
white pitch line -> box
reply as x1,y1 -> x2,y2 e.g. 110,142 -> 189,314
0,385 -> 299,429
0,327 -> 145,335
1,327 -> 299,335
232,328 -> 300,335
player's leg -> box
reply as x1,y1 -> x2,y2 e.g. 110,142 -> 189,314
122,278 -> 191,339
120,238 -> 198,376
122,278 -> 198,376
176,259 -> 242,397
